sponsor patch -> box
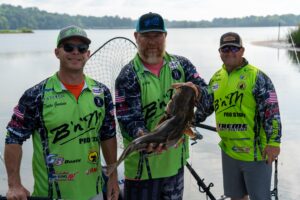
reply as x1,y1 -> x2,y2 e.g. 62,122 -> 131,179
46,154 -> 65,166
85,167 -> 98,175
49,171 -> 79,182
88,151 -> 99,164
237,81 -> 246,90
212,83 -> 219,91
94,96 -> 104,107
217,123 -> 247,131
172,69 -> 182,80
92,87 -> 103,95
232,146 -> 251,153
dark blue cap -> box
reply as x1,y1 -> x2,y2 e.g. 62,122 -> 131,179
136,12 -> 166,33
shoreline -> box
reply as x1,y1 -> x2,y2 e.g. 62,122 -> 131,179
0,29 -> 33,34
252,40 -> 300,52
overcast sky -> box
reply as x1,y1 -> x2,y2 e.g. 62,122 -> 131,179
0,0 -> 299,21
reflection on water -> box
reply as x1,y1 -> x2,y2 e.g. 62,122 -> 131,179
287,50 -> 300,66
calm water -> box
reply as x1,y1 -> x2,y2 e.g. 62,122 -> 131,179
1,27 -> 300,199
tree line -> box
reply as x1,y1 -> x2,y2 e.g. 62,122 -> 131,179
0,4 -> 300,30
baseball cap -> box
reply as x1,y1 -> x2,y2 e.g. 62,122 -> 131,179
57,25 -> 91,47
136,12 -> 167,33
219,32 -> 243,48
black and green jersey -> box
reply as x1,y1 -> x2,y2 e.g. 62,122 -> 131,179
209,61 -> 281,161
115,53 -> 212,180
6,73 -> 116,199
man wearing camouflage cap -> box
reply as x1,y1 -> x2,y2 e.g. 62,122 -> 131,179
4,25 -> 119,200
196,32 -> 282,200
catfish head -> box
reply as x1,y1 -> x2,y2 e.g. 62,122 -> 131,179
167,85 -> 197,122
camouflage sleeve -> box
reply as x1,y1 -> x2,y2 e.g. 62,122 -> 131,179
175,55 -> 214,122
115,63 -> 147,140
5,83 -> 45,145
99,84 -> 117,141
253,71 -> 282,146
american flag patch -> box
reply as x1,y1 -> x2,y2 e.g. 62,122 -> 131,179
115,90 -> 125,103
266,92 -> 278,103
13,106 -> 24,119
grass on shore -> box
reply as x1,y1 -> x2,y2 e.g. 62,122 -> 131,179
288,25 -> 300,47
0,28 -> 33,34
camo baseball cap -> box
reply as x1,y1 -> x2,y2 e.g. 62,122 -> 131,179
219,32 -> 243,48
57,25 -> 91,47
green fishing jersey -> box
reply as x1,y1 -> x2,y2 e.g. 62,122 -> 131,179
209,62 -> 281,161
116,52 -> 210,180
6,73 -> 116,200
122,53 -> 188,180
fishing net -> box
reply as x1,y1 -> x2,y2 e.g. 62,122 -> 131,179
85,37 -> 137,98
84,37 -> 137,149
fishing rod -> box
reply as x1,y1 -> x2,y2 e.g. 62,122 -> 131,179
185,162 -> 217,200
188,127 -> 229,200
270,158 -> 279,200
288,31 -> 300,65
193,123 -> 217,132
0,151 -> 4,164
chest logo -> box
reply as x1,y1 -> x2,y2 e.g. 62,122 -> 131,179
212,83 -> 219,91
172,69 -> 182,80
237,81 -> 247,90
94,96 -> 104,107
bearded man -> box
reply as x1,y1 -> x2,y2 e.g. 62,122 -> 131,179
115,12 -> 212,200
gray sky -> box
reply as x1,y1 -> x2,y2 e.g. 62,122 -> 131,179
0,0 -> 299,21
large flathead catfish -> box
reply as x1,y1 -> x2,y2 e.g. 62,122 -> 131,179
106,85 -> 197,176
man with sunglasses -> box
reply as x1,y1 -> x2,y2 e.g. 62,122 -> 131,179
196,32 -> 282,200
4,25 -> 119,200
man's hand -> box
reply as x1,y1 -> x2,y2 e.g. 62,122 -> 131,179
172,82 -> 200,99
263,145 -> 280,165
106,171 -> 120,200
6,184 -> 30,200
146,143 -> 167,154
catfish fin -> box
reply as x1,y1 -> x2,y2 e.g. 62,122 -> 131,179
183,128 -> 196,138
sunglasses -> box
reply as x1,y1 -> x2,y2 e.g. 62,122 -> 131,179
61,43 -> 89,54
220,46 -> 241,53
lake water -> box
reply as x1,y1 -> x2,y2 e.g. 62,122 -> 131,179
1,27 -> 300,199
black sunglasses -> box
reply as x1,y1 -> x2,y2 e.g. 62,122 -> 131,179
61,43 -> 89,54
220,46 -> 241,53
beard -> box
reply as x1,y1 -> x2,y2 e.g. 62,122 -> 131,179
138,43 -> 165,64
